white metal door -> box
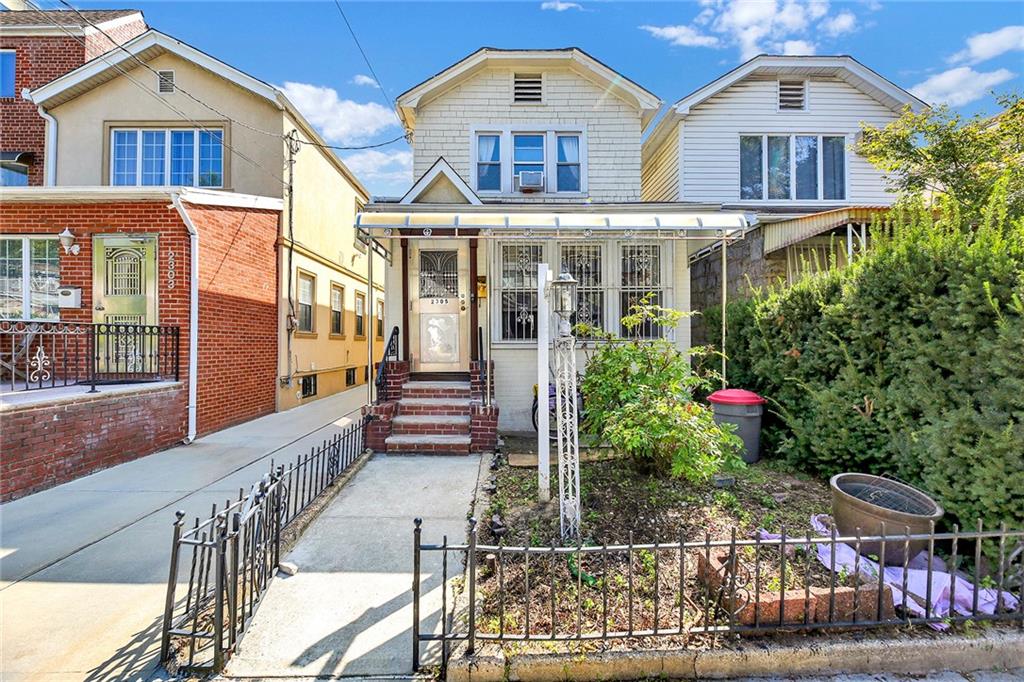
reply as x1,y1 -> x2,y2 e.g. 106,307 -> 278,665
410,241 -> 469,372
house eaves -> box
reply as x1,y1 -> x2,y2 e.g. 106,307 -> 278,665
0,10 -> 144,36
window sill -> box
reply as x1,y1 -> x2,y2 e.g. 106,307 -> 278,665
354,335 -> 367,341
294,330 -> 318,339
478,192 -> 587,198
329,332 -> 347,340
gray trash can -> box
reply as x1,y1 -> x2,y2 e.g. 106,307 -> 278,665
708,389 -> 766,463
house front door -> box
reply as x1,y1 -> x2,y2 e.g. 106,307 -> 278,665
410,240 -> 470,373
92,235 -> 159,374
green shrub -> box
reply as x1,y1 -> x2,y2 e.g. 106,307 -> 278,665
713,186 -> 1024,531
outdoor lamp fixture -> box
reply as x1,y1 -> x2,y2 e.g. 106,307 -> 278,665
551,271 -> 578,336
58,228 -> 80,255
550,270 -> 581,542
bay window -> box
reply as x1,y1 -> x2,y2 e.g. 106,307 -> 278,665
740,134 -> 846,201
0,237 -> 60,320
111,128 -> 224,188
473,128 -> 586,194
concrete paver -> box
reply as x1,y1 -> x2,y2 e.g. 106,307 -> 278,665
0,387 -> 368,682
223,454 -> 481,680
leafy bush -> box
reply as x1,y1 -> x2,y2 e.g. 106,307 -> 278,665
578,300 -> 744,482
712,185 -> 1024,530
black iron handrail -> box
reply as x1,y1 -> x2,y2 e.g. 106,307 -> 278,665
477,325 -> 487,405
374,325 -> 400,404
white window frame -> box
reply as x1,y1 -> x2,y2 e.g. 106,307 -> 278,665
109,127 -> 224,188
296,270 -> 316,333
470,125 -> 588,196
737,133 -> 849,203
490,239 -> 673,344
0,236 -> 61,321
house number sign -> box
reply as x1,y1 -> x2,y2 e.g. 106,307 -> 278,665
166,250 -> 177,289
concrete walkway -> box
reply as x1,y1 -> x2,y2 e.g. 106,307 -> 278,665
223,454 -> 481,680
0,387 -> 369,682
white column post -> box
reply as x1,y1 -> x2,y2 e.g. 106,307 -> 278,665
537,263 -> 551,503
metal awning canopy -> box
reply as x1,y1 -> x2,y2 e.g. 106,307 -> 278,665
355,211 -> 755,240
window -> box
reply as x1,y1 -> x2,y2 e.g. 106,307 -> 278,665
330,283 -> 344,335
354,291 -> 365,338
513,134 -> 544,189
300,374 -> 317,398
739,135 -> 846,201
297,271 -> 315,332
345,367 -> 357,386
157,70 -> 175,94
0,50 -> 15,98
111,128 -> 224,188
559,244 -> 602,330
778,81 -> 806,110
0,237 -> 60,320
556,135 -> 581,192
513,73 -> 542,103
0,162 -> 29,186
476,134 -> 501,191
376,298 -> 385,339
498,243 -> 543,340
620,243 -> 664,338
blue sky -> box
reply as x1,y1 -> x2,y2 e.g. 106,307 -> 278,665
77,1 -> 1024,197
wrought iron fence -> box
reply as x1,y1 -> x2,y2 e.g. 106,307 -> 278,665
412,518 -> 1024,672
0,320 -> 179,392
160,417 -> 367,675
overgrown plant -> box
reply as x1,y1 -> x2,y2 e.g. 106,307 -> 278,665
577,299 -> 743,482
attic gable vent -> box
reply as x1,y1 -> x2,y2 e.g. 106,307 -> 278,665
778,81 -> 806,110
513,73 -> 543,103
157,70 -> 175,94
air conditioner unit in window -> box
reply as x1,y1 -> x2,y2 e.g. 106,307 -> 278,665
516,171 -> 545,193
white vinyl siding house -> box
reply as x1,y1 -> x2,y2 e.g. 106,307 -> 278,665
640,121 -> 680,202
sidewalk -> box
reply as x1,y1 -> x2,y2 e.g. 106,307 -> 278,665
223,454 -> 481,680
0,387 -> 369,682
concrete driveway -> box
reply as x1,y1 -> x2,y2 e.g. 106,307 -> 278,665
0,387 -> 368,682
223,454 -> 481,680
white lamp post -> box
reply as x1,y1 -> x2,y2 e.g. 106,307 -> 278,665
551,271 -> 581,542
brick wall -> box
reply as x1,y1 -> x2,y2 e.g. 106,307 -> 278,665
1,385 -> 186,502
381,360 -> 409,402
470,403 -> 499,452
363,401 -> 397,451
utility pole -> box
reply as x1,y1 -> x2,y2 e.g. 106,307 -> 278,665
283,130 -> 301,387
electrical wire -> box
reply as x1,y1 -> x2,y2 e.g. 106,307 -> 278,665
330,0 -> 402,126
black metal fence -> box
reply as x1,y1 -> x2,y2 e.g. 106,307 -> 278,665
0,320 -> 179,392
374,325 -> 400,404
160,418 -> 367,675
412,518 -> 1024,672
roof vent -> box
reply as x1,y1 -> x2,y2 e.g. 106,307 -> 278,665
157,70 -> 175,94
513,73 -> 542,103
778,81 -> 805,110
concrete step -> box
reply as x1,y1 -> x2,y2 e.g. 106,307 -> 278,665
392,414 -> 471,436
401,380 -> 471,400
397,397 -> 474,416
385,434 -> 471,454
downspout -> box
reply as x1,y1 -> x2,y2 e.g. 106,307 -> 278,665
26,90 -> 57,186
171,192 -> 200,444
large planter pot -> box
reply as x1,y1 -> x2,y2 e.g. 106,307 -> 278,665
830,473 -> 944,566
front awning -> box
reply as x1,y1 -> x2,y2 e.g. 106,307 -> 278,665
763,206 -> 888,254
356,210 -> 755,241
0,151 -> 34,165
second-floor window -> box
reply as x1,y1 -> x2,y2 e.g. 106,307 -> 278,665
297,271 -> 315,332
1,50 -> 15,98
740,134 -> 846,201
111,128 -> 224,187
354,292 -> 366,338
473,129 -> 585,195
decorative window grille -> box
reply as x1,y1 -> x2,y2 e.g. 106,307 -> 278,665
354,292 -> 366,337
105,247 -> 145,297
498,242 -> 543,340
513,73 -> 542,103
778,81 -> 806,110
620,243 -> 664,338
330,284 -> 344,335
419,250 -> 459,298
297,272 -> 314,332
559,243 -> 603,330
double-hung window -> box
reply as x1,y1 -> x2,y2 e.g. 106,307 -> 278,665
740,134 -> 846,201
0,237 -> 60,320
476,134 -> 501,191
559,243 -> 602,329
111,128 -> 224,188
354,292 -> 366,338
330,283 -> 344,335
556,135 -> 581,192
498,243 -> 544,340
376,299 -> 385,339
620,243 -> 664,338
0,50 -> 15,99
297,271 -> 315,333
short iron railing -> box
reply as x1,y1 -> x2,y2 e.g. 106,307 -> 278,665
0,320 -> 179,393
160,417 -> 367,674
374,325 -> 400,404
412,518 -> 1024,673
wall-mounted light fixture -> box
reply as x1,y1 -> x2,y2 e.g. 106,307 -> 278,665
58,228 -> 80,255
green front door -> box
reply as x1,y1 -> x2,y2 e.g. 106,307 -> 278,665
92,235 -> 158,374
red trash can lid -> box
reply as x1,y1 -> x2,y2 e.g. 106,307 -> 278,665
708,388 -> 766,405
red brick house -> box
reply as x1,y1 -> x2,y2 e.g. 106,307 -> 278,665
1,9 -> 147,186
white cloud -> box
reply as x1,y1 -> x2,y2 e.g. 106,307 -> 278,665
639,24 -> 720,48
351,74 -> 379,88
910,66 -> 1015,106
641,0 -> 862,61
341,149 -> 413,196
949,25 -> 1024,65
540,1 -> 582,10
279,81 -> 398,145
820,11 -> 857,37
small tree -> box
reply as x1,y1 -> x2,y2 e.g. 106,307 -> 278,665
858,94 -> 1023,218
578,299 -> 743,482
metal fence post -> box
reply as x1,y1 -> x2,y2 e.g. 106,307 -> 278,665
412,518 -> 422,671
467,517 -> 478,655
229,512 -> 241,647
274,466 -> 284,566
213,515 -> 227,672
160,510 -> 186,663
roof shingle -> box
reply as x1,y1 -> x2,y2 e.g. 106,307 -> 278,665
0,9 -> 140,28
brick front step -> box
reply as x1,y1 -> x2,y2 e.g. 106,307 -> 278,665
392,414 -> 471,436
401,381 -> 471,400
385,434 -> 472,454
398,397 -> 474,416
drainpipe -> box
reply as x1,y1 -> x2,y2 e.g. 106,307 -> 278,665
171,192 -> 200,444
26,90 -> 57,185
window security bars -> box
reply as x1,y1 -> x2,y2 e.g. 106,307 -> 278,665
0,321 -> 179,392
412,518 -> 1024,673
160,419 -> 368,675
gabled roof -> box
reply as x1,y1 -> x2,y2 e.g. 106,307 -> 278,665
400,157 -> 482,205
395,47 -> 663,132
0,9 -> 142,32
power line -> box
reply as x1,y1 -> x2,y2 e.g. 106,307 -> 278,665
299,134 -> 407,151
330,0 -> 403,128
